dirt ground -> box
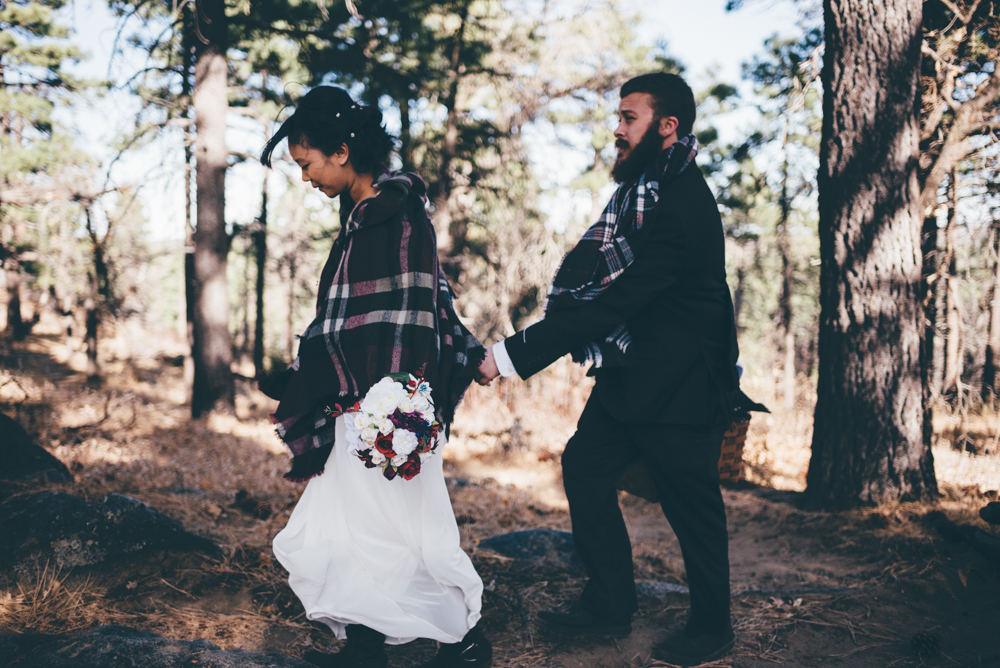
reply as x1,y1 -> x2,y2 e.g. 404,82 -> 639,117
2,322 -> 999,667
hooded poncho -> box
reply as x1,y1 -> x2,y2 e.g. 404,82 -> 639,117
260,172 -> 485,481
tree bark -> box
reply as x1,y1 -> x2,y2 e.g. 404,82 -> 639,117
808,0 -> 936,508
778,144 -> 795,411
253,170 -> 266,377
182,6 -> 197,405
191,0 -> 234,417
983,219 -> 1000,401
4,260 -> 25,340
432,1 -> 470,257
921,213 -> 939,401
940,170 -> 962,398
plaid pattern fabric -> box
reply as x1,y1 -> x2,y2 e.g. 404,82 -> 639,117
545,134 -> 699,368
262,172 -> 485,481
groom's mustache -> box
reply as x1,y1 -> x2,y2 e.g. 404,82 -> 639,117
615,139 -> 630,150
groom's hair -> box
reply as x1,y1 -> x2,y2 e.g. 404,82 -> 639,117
621,73 -> 696,137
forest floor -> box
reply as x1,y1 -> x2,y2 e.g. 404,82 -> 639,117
1,321 -> 999,667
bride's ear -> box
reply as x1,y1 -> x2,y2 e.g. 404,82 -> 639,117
333,143 -> 350,166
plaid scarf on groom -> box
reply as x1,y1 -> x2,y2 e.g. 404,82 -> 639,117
545,134 -> 699,368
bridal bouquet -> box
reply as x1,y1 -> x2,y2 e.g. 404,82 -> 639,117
330,372 -> 442,481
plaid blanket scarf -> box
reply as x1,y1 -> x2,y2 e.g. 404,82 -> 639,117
545,134 -> 699,368
259,171 -> 485,481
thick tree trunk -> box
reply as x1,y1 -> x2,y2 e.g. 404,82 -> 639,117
191,0 -> 234,417
808,0 -> 936,508
182,4 -> 196,404
983,220 -> 1000,401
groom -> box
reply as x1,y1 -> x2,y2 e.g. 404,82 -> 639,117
477,72 -> 739,666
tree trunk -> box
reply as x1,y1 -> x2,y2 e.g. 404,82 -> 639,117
191,0 -> 234,417
253,175 -> 267,377
4,261 -> 26,340
286,253 -> 296,361
84,273 -> 99,381
921,213 -> 939,402
778,145 -> 795,411
983,219 -> 1000,401
940,171 -> 962,398
432,1 -> 470,257
808,0 -> 935,508
399,97 -> 413,172
183,1 -> 196,404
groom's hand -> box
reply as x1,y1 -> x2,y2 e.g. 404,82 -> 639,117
477,347 -> 500,386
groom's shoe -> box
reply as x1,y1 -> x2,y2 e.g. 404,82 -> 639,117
303,624 -> 389,668
416,625 -> 492,667
652,627 -> 735,667
536,605 -> 632,638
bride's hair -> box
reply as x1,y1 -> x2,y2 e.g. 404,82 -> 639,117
260,86 -> 393,174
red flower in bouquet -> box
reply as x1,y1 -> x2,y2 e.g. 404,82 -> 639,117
358,449 -> 378,469
399,454 -> 421,480
383,465 -> 398,481
374,434 -> 396,457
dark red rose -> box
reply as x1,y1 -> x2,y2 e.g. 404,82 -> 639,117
358,449 -> 377,469
399,454 -> 421,480
375,434 -> 396,457
383,465 -> 398,481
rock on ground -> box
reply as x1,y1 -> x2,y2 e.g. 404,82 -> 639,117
478,528 -> 583,573
0,625 -> 311,667
0,412 -> 71,483
0,491 -> 219,580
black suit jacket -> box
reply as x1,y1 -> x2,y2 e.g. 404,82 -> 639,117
504,162 -> 738,426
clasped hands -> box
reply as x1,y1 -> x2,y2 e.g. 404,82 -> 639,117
475,346 -> 500,386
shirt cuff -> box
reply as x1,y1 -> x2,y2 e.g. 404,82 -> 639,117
492,341 -> 517,378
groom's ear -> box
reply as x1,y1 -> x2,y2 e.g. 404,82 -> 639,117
658,115 -> 679,138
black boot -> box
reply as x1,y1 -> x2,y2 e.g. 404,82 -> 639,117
303,624 -> 388,668
417,625 -> 492,667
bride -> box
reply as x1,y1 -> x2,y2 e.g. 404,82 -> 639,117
259,86 -> 491,668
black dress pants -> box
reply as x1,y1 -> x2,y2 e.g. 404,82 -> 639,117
562,392 -> 731,633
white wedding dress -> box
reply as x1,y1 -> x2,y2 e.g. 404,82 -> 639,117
272,416 -> 483,644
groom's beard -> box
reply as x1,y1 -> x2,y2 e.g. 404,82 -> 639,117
611,119 -> 664,184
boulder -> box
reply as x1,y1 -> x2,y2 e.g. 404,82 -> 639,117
0,625 -> 311,667
0,491 -> 219,580
478,528 -> 583,573
0,412 -> 71,483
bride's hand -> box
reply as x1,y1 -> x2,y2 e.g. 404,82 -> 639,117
476,347 -> 500,386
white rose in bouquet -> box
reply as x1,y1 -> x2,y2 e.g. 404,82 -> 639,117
420,410 -> 435,424
360,377 -> 407,416
354,413 -> 368,430
371,451 -> 386,465
392,429 -> 419,457
343,414 -> 363,454
360,427 -> 379,443
377,417 -> 394,434
391,454 -> 407,467
411,394 -> 431,413
397,399 -> 414,413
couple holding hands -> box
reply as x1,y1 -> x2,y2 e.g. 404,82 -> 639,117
258,72 -> 740,668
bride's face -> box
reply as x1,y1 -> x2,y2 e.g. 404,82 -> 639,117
290,142 -> 354,198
